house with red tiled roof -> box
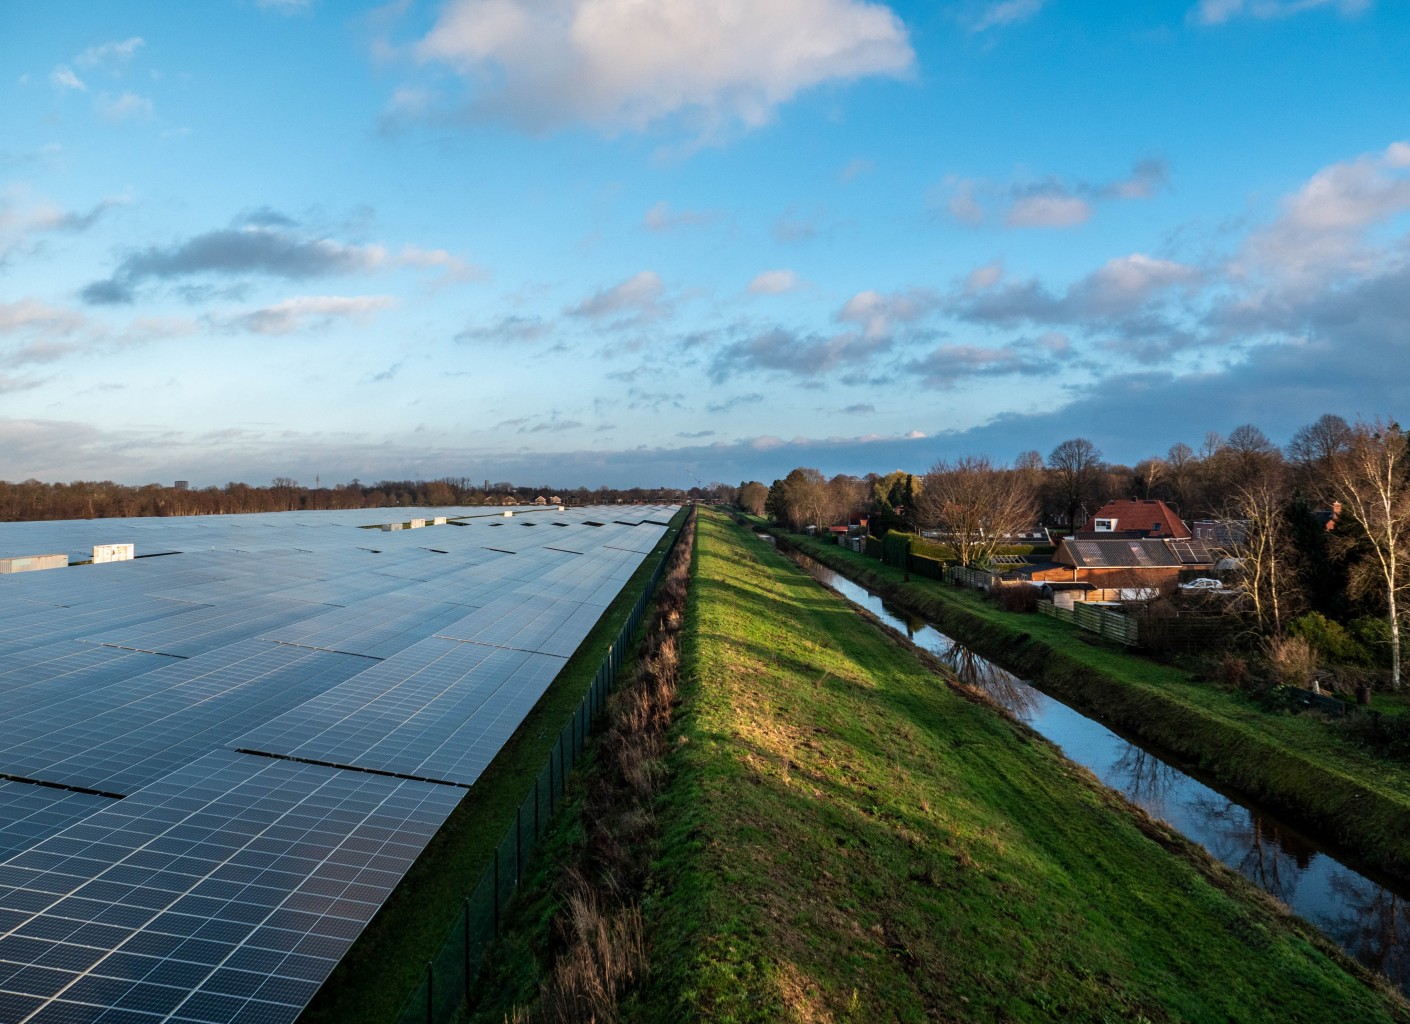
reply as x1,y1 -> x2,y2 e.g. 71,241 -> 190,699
1084,499 -> 1190,540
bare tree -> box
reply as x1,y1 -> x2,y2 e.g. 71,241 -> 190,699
1328,419 -> 1410,689
780,467 -> 832,533
1222,468 -> 1299,636
1045,437 -> 1104,529
1287,413 -> 1352,491
916,456 -> 1037,568
1166,442 -> 1198,513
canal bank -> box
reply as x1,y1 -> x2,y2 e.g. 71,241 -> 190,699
633,511 -> 1409,1022
762,522 -> 1410,889
784,545 -> 1410,995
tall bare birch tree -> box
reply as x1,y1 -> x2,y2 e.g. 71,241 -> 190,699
1222,470 -> 1298,636
1329,419 -> 1410,690
917,456 -> 1037,569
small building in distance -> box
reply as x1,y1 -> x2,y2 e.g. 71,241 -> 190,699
0,553 -> 68,574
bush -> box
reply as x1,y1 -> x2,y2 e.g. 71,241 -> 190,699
991,584 -> 1039,613
1214,653 -> 1248,691
1265,634 -> 1318,689
1350,616 -> 1394,668
1287,612 -> 1368,665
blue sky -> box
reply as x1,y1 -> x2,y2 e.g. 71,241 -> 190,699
3,0 -> 1408,488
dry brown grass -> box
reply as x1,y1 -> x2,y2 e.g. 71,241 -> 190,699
511,511 -> 695,1023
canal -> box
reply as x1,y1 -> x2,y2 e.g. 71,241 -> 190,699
780,542 -> 1410,995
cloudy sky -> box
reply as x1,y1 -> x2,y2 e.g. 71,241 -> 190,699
4,0 -> 1409,488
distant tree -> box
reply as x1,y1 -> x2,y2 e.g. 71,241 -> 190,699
779,467 -> 830,532
1287,413 -> 1352,492
916,456 -> 1037,568
1045,437 -> 1104,529
765,479 -> 788,522
738,481 -> 768,516
1133,457 -> 1166,500
1327,419 -> 1410,689
1166,443 -> 1198,514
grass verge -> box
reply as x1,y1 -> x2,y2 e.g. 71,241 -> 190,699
761,524 -> 1410,887
298,506 -> 689,1024
462,510 -> 695,1023
635,509 -> 1408,1022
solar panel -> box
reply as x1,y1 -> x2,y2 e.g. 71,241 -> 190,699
234,638 -> 565,786
0,750 -> 463,1024
0,641 -> 373,795
0,782 -> 116,867
0,504 -> 678,1020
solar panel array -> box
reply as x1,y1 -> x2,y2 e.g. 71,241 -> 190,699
0,505 -> 676,1022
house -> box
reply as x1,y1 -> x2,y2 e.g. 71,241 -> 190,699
1083,499 -> 1190,540
1016,535 -> 1215,595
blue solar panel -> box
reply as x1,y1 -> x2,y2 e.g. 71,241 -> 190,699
0,751 -> 463,1024
0,504 -> 677,1020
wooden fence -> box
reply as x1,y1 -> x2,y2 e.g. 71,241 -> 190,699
1039,600 -> 1139,646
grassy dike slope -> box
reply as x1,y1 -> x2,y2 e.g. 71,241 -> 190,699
638,511 -> 1407,1023
773,529 -> 1410,886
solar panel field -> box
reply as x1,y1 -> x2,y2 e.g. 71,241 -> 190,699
0,506 -> 677,1024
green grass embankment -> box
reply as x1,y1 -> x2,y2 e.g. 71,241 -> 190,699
637,511 -> 1407,1022
299,508 -> 689,1024
765,523 -> 1410,886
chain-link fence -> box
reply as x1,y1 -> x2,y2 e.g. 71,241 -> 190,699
392,516 -> 687,1024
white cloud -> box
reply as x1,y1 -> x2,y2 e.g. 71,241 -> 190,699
50,65 -> 86,91
75,37 -> 145,69
970,0 -> 1047,32
1241,140 -> 1410,285
231,295 -> 396,334
942,159 -> 1167,229
413,0 -> 915,137
1193,0 -> 1370,24
1005,192 -> 1092,228
396,244 -> 485,283
569,270 -> 667,322
0,299 -> 86,337
747,269 -> 801,295
836,287 -> 938,338
97,91 -> 154,122
964,261 -> 1004,293
643,201 -> 715,231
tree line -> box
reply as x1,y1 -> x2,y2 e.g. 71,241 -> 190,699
738,414 -> 1410,690
0,477 -> 728,522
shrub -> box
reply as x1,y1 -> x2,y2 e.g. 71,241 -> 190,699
1287,612 -> 1368,665
1264,634 -> 1318,689
991,584 -> 1038,613
1350,616 -> 1394,668
1213,653 -> 1248,691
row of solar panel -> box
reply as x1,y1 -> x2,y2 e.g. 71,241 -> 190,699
0,506 -> 676,1023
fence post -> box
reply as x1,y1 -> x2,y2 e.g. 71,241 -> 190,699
515,804 -> 522,884
534,776 -> 540,839
463,899 -> 472,1004
492,848 -> 500,936
426,961 -> 433,1024
548,744 -> 555,813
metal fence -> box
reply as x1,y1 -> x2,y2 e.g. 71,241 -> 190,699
392,517 -> 687,1024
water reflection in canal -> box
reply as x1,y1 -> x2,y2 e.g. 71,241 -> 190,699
788,549 -> 1410,994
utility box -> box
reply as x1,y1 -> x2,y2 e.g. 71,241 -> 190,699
432,517 -> 447,526
409,519 -> 426,529
0,553 -> 68,574
503,511 -> 514,518
92,543 -> 135,564
382,523 -> 403,532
